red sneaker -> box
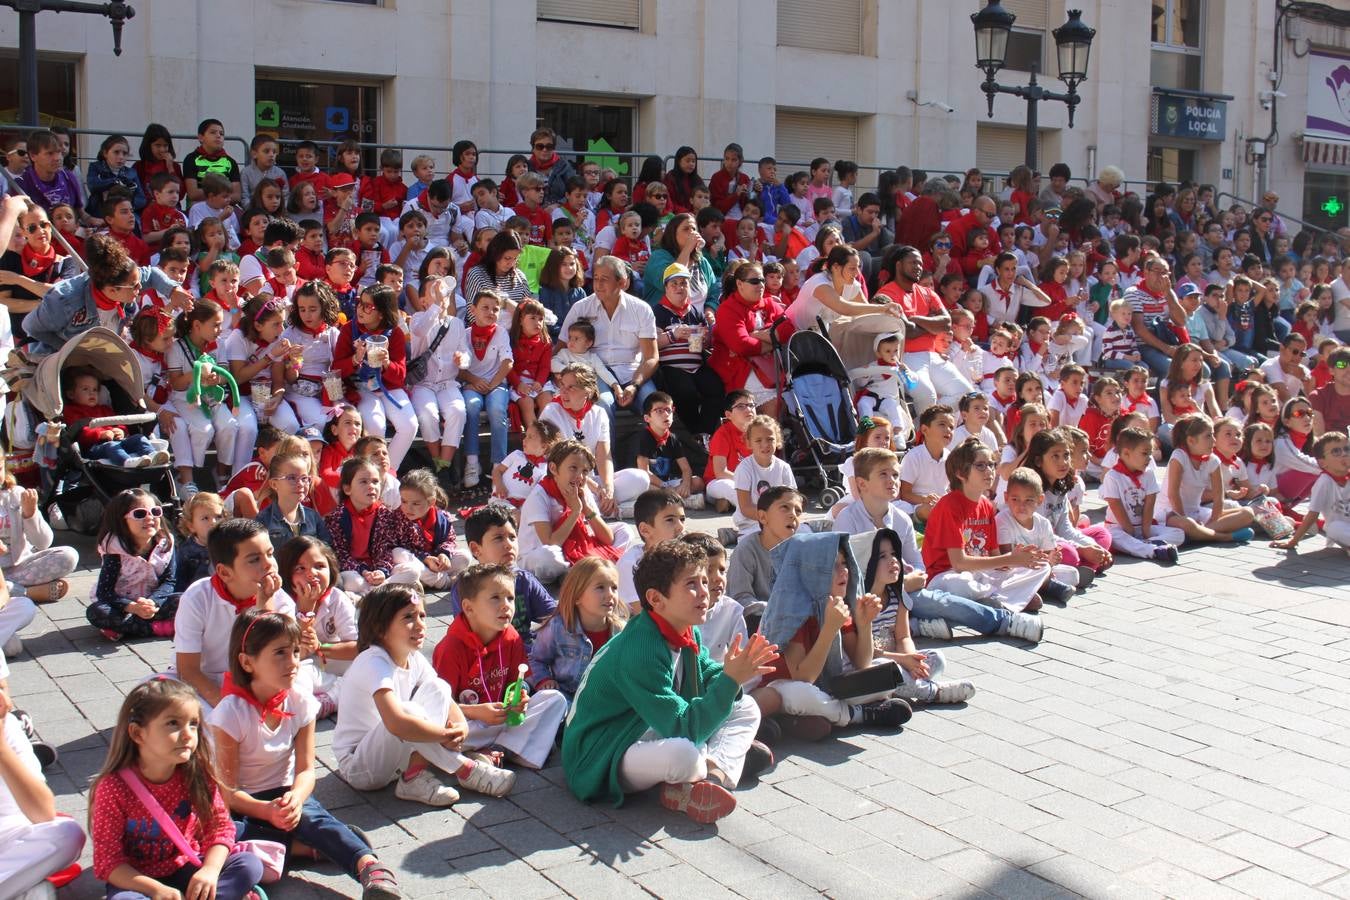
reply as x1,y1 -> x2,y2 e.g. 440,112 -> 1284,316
659,780 -> 737,824
151,620 -> 175,638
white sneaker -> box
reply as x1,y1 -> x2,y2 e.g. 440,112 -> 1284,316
462,458 -> 481,488
458,760 -> 516,797
3,635 -> 21,658
911,618 -> 953,640
683,493 -> 705,511
1003,613 -> 1044,643
929,680 -> 977,704
150,450 -> 171,466
617,502 -> 635,519
394,769 -> 459,806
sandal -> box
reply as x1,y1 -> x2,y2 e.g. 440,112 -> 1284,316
27,579 -> 69,604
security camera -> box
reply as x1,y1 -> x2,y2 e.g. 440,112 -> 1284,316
936,102 -> 956,114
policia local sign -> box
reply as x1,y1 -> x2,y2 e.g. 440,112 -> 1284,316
1151,91 -> 1228,142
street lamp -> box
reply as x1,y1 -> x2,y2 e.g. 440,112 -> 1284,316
1,0 -> 136,127
971,1 -> 1095,172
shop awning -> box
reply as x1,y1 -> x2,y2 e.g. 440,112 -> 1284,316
1304,136 -> 1350,167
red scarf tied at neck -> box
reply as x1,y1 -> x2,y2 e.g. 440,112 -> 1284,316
1323,467 -> 1350,487
92,285 -> 124,312
1186,451 -> 1212,464
345,500 -> 380,561
20,243 -> 56,278
1111,461 -> 1145,490
211,574 -> 257,616
649,610 -> 698,651
540,475 -> 621,564
220,672 -> 294,724
470,322 -> 497,360
552,396 -> 593,435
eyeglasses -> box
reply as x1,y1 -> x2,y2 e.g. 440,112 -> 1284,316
971,461 -> 995,471
1326,446 -> 1349,457
648,192 -> 668,199
126,506 -> 164,520
357,300 -> 376,311
274,474 -> 312,484
740,277 -> 765,286
730,402 -> 755,411
107,282 -> 140,294
24,221 -> 51,234
534,142 -> 555,151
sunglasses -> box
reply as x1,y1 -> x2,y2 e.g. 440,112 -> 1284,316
648,192 -> 668,199
7,149 -> 26,158
1288,408 -> 1311,419
24,221 -> 51,234
740,277 -> 766,286
534,143 -> 555,151
933,241 -> 952,249
1333,359 -> 1349,370
126,506 -> 164,520
971,461 -> 996,471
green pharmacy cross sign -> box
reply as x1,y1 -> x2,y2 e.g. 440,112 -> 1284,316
1322,196 -> 1345,217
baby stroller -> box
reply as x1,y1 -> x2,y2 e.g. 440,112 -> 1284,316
8,327 -> 179,535
772,326 -> 857,510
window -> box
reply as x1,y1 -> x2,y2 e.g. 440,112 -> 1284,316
1146,146 -> 1196,184
1001,0 -> 1046,73
778,0 -> 864,55
1151,0 -> 1203,91
536,95 -> 637,177
775,111 -> 859,171
254,76 -> 379,175
0,55 -> 78,129
975,124 -> 1044,177
538,0 -> 639,29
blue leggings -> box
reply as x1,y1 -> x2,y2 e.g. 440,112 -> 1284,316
105,851 -> 263,899
235,788 -> 372,878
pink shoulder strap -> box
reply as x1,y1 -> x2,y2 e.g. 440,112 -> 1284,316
117,768 -> 204,868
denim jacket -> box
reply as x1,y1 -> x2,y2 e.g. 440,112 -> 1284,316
23,266 -> 177,354
760,532 -> 860,685
528,613 -> 610,699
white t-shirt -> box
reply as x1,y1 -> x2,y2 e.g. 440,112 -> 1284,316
388,238 -> 429,291
0,714 -> 40,841
474,205 -> 513,234
408,309 -> 467,387
1161,451 -> 1219,519
1308,471 -> 1350,526
219,329 -> 283,392
273,587 -> 359,676
616,543 -> 644,608
209,689 -> 320,794
280,324 -> 339,380
559,293 -> 658,383
1246,460 -> 1278,495
950,423 -> 998,453
899,444 -> 949,499
1099,465 -> 1161,528
995,509 -> 1057,551
732,455 -> 796,530
1123,393 -> 1161,422
1259,357 -> 1306,398
496,449 -> 546,504
463,322 -> 512,380
333,646 -> 438,760
700,596 -> 748,664
786,272 -> 864,332
519,482 -> 601,558
1048,391 -> 1089,428
173,577 -> 246,687
238,253 -> 267,290
1331,276 -> 1350,331
540,401 -> 610,451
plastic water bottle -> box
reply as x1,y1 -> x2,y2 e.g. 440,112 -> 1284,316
502,663 -> 529,727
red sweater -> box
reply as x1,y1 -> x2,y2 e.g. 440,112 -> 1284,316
91,768 -> 236,880
333,324 -> 408,395
509,334 -> 552,391
513,204 -> 552,247
63,401 -> 121,449
709,169 -> 750,215
290,170 -> 329,196
295,246 -> 327,282
432,615 -> 527,705
362,174 -> 408,220
1078,406 -> 1117,461
140,203 -> 187,243
108,228 -> 151,266
708,295 -> 789,392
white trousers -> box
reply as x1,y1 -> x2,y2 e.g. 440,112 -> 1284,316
168,401 -> 237,469
390,547 -> 471,590
462,688 -> 567,769
705,478 -> 736,506
229,399 -> 263,475
1325,519 -> 1350,548
412,381 -> 467,448
1107,523 -> 1188,558
618,694 -> 760,792
927,564 -> 1048,613
5,550 -> 77,588
357,389 -> 419,470
520,524 -> 635,583
904,351 -> 975,416
613,468 -> 651,505
336,677 -> 473,791
287,393 -> 330,432
0,817 -> 85,899
339,562 -> 423,597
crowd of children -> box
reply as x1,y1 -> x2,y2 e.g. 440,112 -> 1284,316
0,125 -> 1349,898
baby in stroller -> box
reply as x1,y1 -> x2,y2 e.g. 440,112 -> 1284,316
62,368 -> 170,468
851,332 -> 915,446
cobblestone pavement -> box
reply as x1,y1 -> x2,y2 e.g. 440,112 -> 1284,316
26,509 -> 1350,899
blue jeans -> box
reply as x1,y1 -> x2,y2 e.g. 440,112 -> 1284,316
106,851 -> 263,899
236,789 -> 372,878
1138,345 -> 1172,377
910,587 -> 1011,635
86,434 -> 154,465
462,384 -> 510,464
1219,347 -> 1259,376
596,379 -> 658,429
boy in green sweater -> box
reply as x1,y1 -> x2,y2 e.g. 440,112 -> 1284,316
562,540 -> 778,824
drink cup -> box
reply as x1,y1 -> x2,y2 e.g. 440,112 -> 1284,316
687,326 -> 705,354
251,382 -> 271,408
365,334 -> 390,367
323,371 -> 343,403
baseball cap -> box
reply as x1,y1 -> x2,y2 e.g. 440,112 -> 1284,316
1175,282 -> 1202,300
329,173 -> 357,189
663,263 -> 691,283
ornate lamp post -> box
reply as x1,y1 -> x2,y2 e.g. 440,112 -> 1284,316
972,1 -> 1095,172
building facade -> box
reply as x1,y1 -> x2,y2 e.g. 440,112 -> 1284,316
2,0 -> 1348,233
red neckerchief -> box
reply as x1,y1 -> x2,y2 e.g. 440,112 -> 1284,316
1172,403 -> 1197,415
646,426 -> 670,448
1249,457 -> 1270,474
539,475 -> 621,564
193,144 -> 225,162
1062,392 -> 1082,406
1118,263 -> 1138,278
470,322 -> 497,360
1322,467 -> 1350,487
211,574 -> 256,616
993,391 -> 1016,406
995,285 -> 1012,302
552,396 -> 593,433
512,453 -> 546,483
132,342 -> 166,365
345,500 -> 380,561
649,610 -> 697,651
220,672 -> 294,724
1216,452 -> 1238,468
1111,461 -> 1145,490
1186,451 -> 1212,464
533,154 -> 558,173
1138,283 -> 1167,301
19,243 -> 56,277
660,296 -> 692,319
455,165 -> 475,180
1289,429 -> 1310,451
1027,340 -> 1045,357
418,508 -> 438,548
92,285 -> 122,311
297,320 -> 327,337
417,193 -> 436,215
1258,415 -> 1279,429
1124,393 -> 1151,414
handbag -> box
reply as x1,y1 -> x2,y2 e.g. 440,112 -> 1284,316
406,319 -> 452,385
118,768 -> 287,885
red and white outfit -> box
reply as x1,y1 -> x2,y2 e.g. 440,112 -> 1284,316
218,329 -> 299,467
921,491 -> 1046,611
281,320 -> 341,431
539,399 -> 649,506
1099,463 -> 1186,558
879,280 -> 975,413
518,477 -> 635,582
407,308 -> 468,453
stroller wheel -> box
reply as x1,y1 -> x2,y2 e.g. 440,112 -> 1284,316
819,487 -> 843,511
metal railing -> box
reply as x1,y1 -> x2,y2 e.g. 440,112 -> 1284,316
0,123 -> 251,168
1217,191 -> 1339,240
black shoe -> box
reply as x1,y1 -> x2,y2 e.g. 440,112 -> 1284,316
31,740 -> 57,770
756,716 -> 782,745
1039,578 -> 1076,604
1075,566 -> 1096,590
1152,544 -> 1180,565
742,740 -> 775,781
859,698 -> 912,728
